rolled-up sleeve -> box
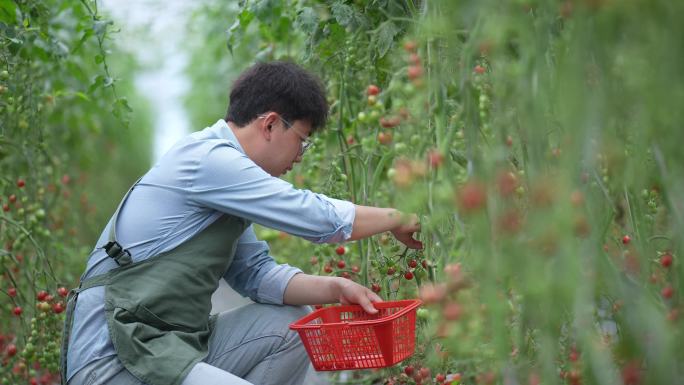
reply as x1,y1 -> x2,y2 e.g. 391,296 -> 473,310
190,142 -> 355,244
224,225 -> 302,304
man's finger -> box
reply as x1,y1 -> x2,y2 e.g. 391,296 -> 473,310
368,291 -> 383,303
358,294 -> 378,314
399,235 -> 423,249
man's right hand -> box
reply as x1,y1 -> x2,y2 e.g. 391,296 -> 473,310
391,213 -> 423,249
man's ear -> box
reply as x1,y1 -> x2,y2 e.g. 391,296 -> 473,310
260,115 -> 274,140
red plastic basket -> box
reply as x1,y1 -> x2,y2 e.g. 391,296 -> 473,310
290,299 -> 422,371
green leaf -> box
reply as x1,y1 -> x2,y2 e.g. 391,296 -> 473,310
95,54 -> 104,64
115,97 -> 133,112
72,29 -> 93,54
93,19 -> 113,39
88,75 -> 104,94
331,2 -> 354,27
225,19 -> 241,55
295,7 -> 318,36
238,8 -> 254,27
374,21 -> 399,58
0,1 -> 17,25
74,92 -> 91,101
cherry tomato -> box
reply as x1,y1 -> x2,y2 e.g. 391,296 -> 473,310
404,40 -> 417,52
53,302 -> 65,314
377,132 -> 392,145
37,290 -> 48,301
661,253 -> 673,268
367,84 -> 380,96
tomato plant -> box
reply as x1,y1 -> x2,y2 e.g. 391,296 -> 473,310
1,0 -> 152,382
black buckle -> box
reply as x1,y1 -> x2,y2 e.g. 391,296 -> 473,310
103,241 -> 132,266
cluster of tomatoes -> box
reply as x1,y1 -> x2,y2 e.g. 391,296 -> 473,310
310,245 -> 362,281
1,174 -> 72,381
0,338 -> 60,385
383,364 -> 462,385
1,295 -> 65,383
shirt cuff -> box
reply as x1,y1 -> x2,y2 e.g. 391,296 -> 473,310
305,197 -> 355,244
255,264 -> 303,305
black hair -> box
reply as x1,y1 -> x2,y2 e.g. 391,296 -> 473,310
225,61 -> 328,132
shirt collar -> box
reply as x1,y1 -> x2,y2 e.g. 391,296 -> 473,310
211,119 -> 246,154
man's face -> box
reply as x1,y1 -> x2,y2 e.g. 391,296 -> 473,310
260,113 -> 313,177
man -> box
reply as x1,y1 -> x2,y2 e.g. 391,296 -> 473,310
61,61 -> 422,385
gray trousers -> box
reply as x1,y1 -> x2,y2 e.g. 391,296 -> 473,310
68,303 -> 312,385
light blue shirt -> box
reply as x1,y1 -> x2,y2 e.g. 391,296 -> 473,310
66,119 -> 355,380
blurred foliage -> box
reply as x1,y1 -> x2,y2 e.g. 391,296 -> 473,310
0,0 -> 152,381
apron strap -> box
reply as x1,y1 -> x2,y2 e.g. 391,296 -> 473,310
60,272 -> 112,384
100,177 -> 142,267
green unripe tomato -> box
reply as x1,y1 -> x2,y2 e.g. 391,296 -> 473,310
394,142 -> 407,152
416,308 -> 430,320
410,134 -> 421,146
386,168 -> 396,179
0,70 -> 8,79
515,186 -> 525,196
357,111 -> 367,123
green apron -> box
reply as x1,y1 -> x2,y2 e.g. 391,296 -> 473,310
60,181 -> 250,385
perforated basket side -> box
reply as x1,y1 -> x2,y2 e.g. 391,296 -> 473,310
291,300 -> 422,371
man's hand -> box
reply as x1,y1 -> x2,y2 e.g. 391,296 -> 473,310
349,206 -> 423,249
336,278 -> 383,314
391,213 -> 423,249
284,274 -> 382,314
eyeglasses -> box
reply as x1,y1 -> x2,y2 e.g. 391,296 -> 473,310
258,114 -> 313,156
